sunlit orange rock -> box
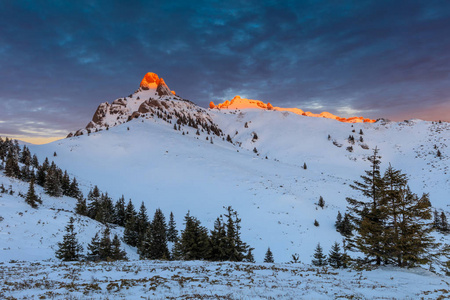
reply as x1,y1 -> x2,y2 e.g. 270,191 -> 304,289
211,96 -> 376,123
171,90 -> 176,95
140,72 -> 162,90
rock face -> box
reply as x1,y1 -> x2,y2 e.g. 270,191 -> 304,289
140,72 -> 161,90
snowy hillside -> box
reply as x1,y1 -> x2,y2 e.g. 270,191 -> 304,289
26,97 -> 449,264
0,173 -> 138,262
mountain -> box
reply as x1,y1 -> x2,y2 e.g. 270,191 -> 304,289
18,72 -> 447,264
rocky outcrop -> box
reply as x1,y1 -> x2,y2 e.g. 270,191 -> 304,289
92,102 -> 110,124
156,78 -> 172,97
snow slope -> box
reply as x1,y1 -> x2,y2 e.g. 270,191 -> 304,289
25,107 -> 450,264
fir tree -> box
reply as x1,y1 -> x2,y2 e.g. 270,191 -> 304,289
111,234 -> 127,260
174,212 -> 210,260
441,212 -> 449,233
123,215 -> 139,247
303,162 -> 307,170
244,248 -> 256,263
35,166 -> 46,187
264,247 -> 274,263
99,227 -> 112,260
55,217 -> 83,261
113,196 -> 126,226
25,179 -> 39,208
61,170 -> 70,195
224,206 -> 249,262
99,193 -> 114,224
328,242 -> 343,268
335,211 -> 343,232
44,167 -> 62,197
67,177 -> 82,199
75,198 -> 88,216
314,219 -> 319,227
318,196 -> 325,209
145,208 -> 169,260
346,147 -> 384,265
167,211 -> 178,242
136,201 -> 149,241
87,232 -> 101,261
209,216 -> 228,261
87,186 -> 101,219
312,243 -> 327,266
4,151 -> 20,178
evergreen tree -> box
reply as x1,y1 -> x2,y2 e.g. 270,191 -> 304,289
223,206 -> 249,262
87,232 -> 101,261
31,154 -> 39,169
346,147 -> 384,265
99,193 -> 114,224
136,202 -> 149,241
434,209 -> 441,230
314,219 -> 319,227
143,208 -> 169,260
175,212 -> 210,260
113,196 -> 126,226
209,216 -> 228,261
61,170 -> 71,195
124,199 -> 137,224
318,196 -> 325,209
55,217 -> 83,261
335,211 -> 343,232
67,177 -> 82,199
99,227 -> 112,260
244,248 -> 255,263
35,166 -> 46,187
303,162 -> 307,170
264,247 -> 274,263
44,167 -> 62,197
312,243 -> 327,266
87,186 -> 101,219
4,151 -> 20,178
328,242 -> 343,268
340,213 -> 353,237
167,211 -> 178,242
111,234 -> 127,260
124,215 -> 139,247
25,179 -> 40,208
75,198 -> 88,216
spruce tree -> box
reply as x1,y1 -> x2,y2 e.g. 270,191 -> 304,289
55,217 -> 83,261
318,196 -> 325,209
335,211 -> 343,232
123,215 -> 139,247
99,193 -> 114,224
67,177 -> 82,199
75,198 -> 88,216
328,242 -> 343,268
44,167 -> 62,197
113,196 -> 126,226
209,216 -> 228,261
176,212 -> 210,260
35,166 -> 46,187
146,208 -> 169,260
167,211 -> 178,242
346,147 -> 384,265
25,179 -> 40,208
99,227 -> 112,260
87,186 -> 101,219
87,232 -> 101,261
441,212 -> 449,233
136,202 -> 149,241
111,234 -> 127,260
312,243 -> 327,266
244,248 -> 256,263
264,247 -> 274,263
4,151 -> 20,178
61,170 -> 70,196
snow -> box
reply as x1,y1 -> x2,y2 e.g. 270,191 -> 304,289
0,93 -> 449,298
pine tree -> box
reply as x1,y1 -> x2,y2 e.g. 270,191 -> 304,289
75,198 -> 88,216
318,196 -> 325,209
55,217 -> 83,261
87,232 -> 101,261
335,211 -> 343,232
61,170 -> 70,195
314,219 -> 319,227
223,206 -> 249,262
328,242 -> 343,268
44,166 -> 62,197
167,211 -> 178,242
99,193 -> 114,224
346,147 -> 384,265
111,234 -> 127,260
35,166 -> 46,187
99,227 -> 112,260
244,248 -> 255,263
303,162 -> 307,170
4,151 -> 20,178
209,216 -> 228,261
136,201 -> 149,241
264,247 -> 274,263
113,196 -> 126,226
87,186 -> 101,219
67,177 -> 82,199
123,215 -> 139,247
25,179 -> 40,208
312,243 -> 327,266
175,212 -> 210,260
145,208 -> 169,260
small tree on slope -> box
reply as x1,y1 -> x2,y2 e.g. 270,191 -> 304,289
312,243 -> 327,266
55,217 -> 83,261
25,179 -> 40,208
264,247 -> 274,263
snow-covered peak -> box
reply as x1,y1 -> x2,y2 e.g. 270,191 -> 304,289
210,95 -> 376,123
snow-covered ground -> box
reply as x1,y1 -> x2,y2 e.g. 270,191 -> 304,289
1,260 -> 449,299
26,109 -> 450,264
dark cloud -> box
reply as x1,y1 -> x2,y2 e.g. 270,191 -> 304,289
1,0 -> 450,139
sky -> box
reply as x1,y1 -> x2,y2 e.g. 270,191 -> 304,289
1,0 -> 450,143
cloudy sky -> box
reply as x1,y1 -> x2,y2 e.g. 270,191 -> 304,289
1,0 -> 450,143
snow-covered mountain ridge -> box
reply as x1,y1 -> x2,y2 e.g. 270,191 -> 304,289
18,72 -> 447,264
